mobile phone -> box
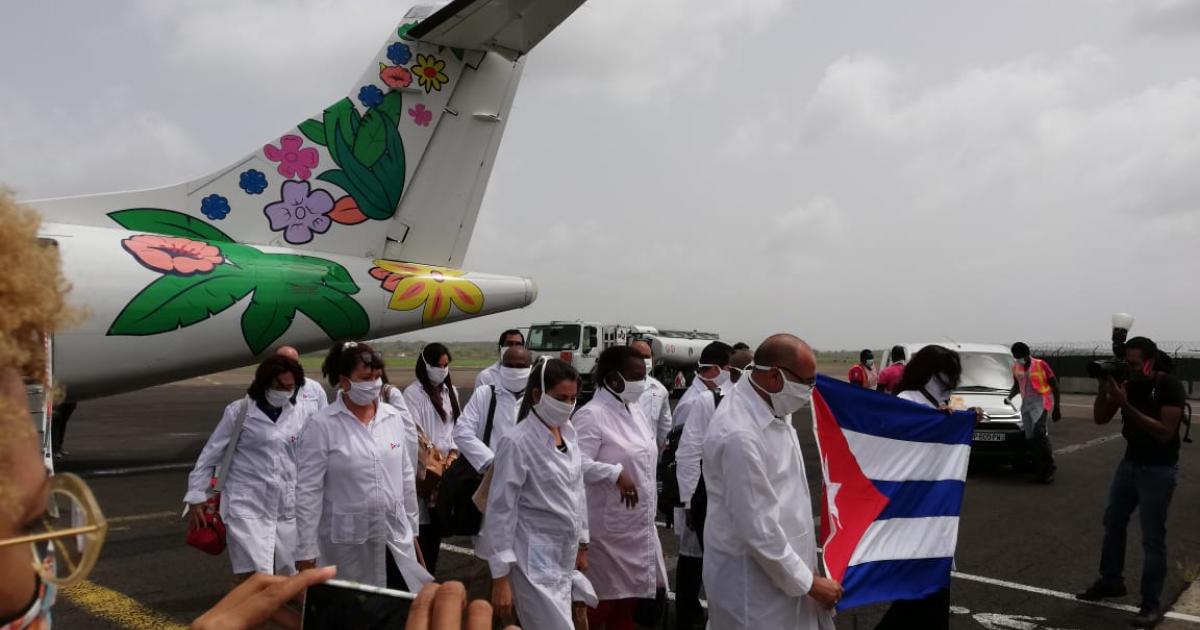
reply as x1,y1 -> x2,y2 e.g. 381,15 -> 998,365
302,579 -> 416,629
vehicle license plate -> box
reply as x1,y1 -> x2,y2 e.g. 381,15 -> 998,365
973,431 -> 1006,442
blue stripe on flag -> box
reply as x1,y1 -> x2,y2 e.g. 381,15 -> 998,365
838,557 -> 953,611
873,480 -> 965,520
815,374 -> 974,445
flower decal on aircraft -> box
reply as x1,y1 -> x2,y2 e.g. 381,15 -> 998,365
408,104 -> 433,126
330,196 -> 368,225
122,235 -> 225,276
264,180 -> 335,244
264,135 -> 320,180
369,260 -> 484,325
359,85 -> 386,108
239,169 -> 269,195
200,194 -> 231,221
107,209 -> 369,355
380,63 -> 413,89
411,54 -> 450,93
387,42 -> 413,65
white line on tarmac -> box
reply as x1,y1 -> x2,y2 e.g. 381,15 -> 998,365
1053,433 -> 1122,455
951,572 -> 1200,624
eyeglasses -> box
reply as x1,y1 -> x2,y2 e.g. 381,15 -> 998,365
0,473 -> 107,586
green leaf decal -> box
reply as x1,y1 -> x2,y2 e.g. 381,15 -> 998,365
378,92 -> 403,126
397,22 -> 418,39
353,109 -> 388,167
298,119 -> 326,146
295,284 -> 370,340
108,265 -> 255,336
108,209 -> 234,243
241,282 -> 297,355
323,99 -> 359,150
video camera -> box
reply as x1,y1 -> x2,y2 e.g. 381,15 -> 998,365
1086,313 -> 1134,379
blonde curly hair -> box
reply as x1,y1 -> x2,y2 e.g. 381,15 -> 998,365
0,190 -> 70,517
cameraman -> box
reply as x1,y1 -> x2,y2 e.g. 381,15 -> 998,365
1076,337 -> 1185,628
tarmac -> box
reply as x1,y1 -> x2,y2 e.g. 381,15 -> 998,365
50,367 -> 1200,629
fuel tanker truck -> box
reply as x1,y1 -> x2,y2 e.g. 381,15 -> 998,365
525,320 -> 720,398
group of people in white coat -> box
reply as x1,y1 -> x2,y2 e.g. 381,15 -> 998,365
183,331 -> 862,629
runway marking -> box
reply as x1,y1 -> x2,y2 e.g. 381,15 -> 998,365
61,580 -> 188,630
1052,433 -> 1122,455
77,462 -> 195,478
108,510 -> 180,525
951,571 -> 1200,624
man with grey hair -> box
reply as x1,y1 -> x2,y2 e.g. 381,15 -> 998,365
702,334 -> 841,629
276,346 -> 327,414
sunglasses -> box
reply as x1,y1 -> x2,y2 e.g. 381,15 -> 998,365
0,473 -> 107,586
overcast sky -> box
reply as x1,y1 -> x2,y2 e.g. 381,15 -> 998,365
3,0 -> 1200,351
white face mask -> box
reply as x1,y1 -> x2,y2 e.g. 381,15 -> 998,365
423,356 -> 449,385
500,366 -> 531,393
532,361 -> 576,427
346,377 -> 383,406
265,388 -> 293,408
697,364 -> 731,390
865,359 -> 875,368
749,364 -> 813,418
612,373 -> 647,403
643,358 -> 653,373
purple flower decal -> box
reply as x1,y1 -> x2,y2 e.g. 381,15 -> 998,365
263,181 -> 334,244
409,103 -> 433,127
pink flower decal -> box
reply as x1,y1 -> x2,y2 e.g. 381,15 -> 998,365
380,63 -> 413,89
409,103 -> 433,127
263,135 -> 319,180
264,180 -> 335,245
122,235 -> 224,276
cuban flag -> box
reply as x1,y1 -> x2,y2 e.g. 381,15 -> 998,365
811,374 -> 975,611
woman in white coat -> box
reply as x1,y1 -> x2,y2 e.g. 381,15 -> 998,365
573,346 -> 667,630
403,342 -> 461,574
184,356 -> 312,579
294,341 -> 432,590
481,358 -> 591,629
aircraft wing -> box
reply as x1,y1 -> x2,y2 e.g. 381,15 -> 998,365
407,0 -> 586,58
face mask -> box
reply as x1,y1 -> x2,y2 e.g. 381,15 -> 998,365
748,364 -> 813,417
265,388 -> 293,408
423,357 -> 449,385
500,366 -> 531,393
4,564 -> 55,630
612,373 -> 646,404
346,378 -> 383,405
936,372 -> 956,390
532,362 -> 575,427
696,364 -> 730,389
644,358 -> 654,373
865,359 -> 875,368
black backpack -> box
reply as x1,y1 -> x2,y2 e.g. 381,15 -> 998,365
656,389 -> 722,523
437,386 -> 498,536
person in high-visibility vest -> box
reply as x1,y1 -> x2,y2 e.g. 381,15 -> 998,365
1006,342 -> 1062,483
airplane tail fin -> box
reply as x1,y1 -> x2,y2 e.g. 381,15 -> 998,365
37,0 -> 584,267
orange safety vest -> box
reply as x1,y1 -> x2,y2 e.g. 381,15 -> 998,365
1013,358 -> 1053,409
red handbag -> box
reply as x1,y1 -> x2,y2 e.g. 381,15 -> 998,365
186,400 -> 247,556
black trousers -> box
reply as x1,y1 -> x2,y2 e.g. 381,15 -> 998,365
51,402 -> 77,453
675,555 -> 705,630
419,521 -> 442,576
1027,412 -> 1056,481
875,587 -> 950,630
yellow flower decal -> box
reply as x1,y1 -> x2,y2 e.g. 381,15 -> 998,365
370,260 -> 483,325
410,54 -> 450,93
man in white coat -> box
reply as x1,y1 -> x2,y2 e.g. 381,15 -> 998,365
631,340 -> 672,447
276,346 -> 327,414
476,329 -> 526,389
672,341 -> 733,629
702,334 -> 841,629
455,346 -> 533,475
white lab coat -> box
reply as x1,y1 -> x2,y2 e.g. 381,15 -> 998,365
478,417 -> 590,630
573,388 -> 668,600
403,381 -> 459,525
297,377 -> 328,415
294,398 -> 432,589
475,362 -> 500,389
453,385 -> 522,474
381,385 -> 420,479
701,379 -> 833,630
638,376 -> 673,447
672,377 -> 721,559
184,397 -> 309,575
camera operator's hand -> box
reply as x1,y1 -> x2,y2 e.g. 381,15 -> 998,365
408,581 -> 520,630
1106,377 -> 1128,408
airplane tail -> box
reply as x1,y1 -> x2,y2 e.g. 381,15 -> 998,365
35,0 -> 584,267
